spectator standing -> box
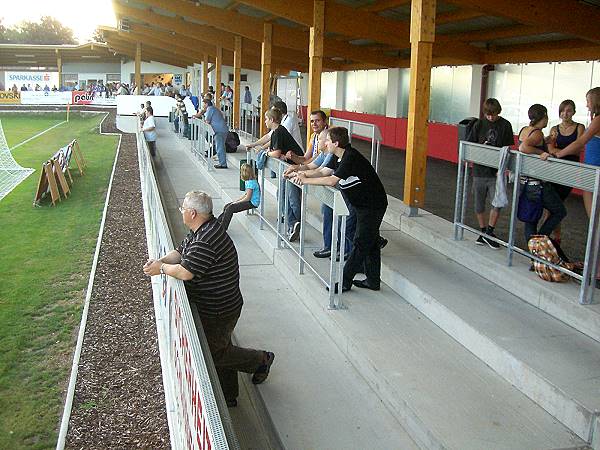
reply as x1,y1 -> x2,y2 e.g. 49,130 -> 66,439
143,191 -> 275,407
294,127 -> 388,292
466,98 -> 515,249
203,98 -> 229,169
264,107 -> 305,240
552,88 -> 600,216
244,86 -> 252,104
142,106 -> 158,157
518,104 -> 566,243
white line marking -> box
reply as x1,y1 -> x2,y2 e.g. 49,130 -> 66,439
10,120 -> 67,151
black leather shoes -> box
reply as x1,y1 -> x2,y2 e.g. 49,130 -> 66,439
326,283 -> 351,293
313,248 -> 331,258
352,279 -> 380,291
214,164 -> 228,169
379,236 -> 388,249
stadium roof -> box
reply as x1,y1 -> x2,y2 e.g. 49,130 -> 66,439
107,0 -> 600,71
0,42 -> 121,68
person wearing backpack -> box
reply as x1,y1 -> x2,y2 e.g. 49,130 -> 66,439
466,98 -> 515,249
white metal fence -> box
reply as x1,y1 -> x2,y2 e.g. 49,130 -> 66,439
136,128 -> 238,450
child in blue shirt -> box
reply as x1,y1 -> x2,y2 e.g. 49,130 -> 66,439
218,163 -> 260,230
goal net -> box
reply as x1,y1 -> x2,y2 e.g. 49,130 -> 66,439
0,120 -> 35,202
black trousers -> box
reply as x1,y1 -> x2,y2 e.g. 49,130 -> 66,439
343,206 -> 386,288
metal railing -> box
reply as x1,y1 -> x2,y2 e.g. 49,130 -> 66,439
189,117 -> 215,172
244,148 -> 351,309
136,128 -> 238,450
239,103 -> 258,139
454,141 -> 600,305
329,117 -> 383,173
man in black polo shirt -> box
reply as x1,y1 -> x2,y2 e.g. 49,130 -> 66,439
143,191 -> 275,407
294,127 -> 387,292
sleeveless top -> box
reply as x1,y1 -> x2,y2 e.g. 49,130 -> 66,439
554,123 -> 580,162
519,127 -> 547,183
584,135 -> 600,167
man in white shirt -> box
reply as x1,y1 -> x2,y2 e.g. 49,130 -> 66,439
142,106 -> 157,157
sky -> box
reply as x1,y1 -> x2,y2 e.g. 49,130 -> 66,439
1,0 -> 117,43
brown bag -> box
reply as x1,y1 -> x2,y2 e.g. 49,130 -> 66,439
527,235 -> 578,282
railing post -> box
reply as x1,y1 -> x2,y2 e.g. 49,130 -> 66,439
336,214 -> 347,309
454,141 -> 465,240
580,169 -> 600,304
328,205 -> 340,310
507,152 -> 522,267
260,163 -> 265,230
299,184 -> 307,274
276,162 -> 284,249
459,160 -> 469,240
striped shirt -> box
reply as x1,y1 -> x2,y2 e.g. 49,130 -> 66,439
177,216 -> 243,318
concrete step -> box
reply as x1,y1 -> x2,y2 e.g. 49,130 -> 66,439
223,145 -> 600,444
194,155 -> 587,449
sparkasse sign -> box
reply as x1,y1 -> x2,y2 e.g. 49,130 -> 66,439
5,72 -> 59,90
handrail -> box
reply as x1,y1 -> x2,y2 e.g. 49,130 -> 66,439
454,141 -> 600,305
246,148 -> 351,309
329,117 -> 382,173
136,127 -> 239,450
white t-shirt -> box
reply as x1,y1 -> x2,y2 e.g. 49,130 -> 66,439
143,115 -> 157,142
281,112 -> 303,148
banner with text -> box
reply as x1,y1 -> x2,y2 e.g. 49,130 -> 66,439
71,91 -> 95,105
0,91 -> 20,104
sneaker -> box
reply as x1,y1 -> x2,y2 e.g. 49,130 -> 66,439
313,248 -> 331,258
289,222 -> 301,242
485,233 -> 500,250
252,352 -> 275,384
475,235 -> 486,246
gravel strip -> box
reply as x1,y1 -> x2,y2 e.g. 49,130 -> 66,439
60,110 -> 170,449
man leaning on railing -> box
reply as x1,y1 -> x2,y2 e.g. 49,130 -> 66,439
143,191 -> 275,407
293,127 -> 388,293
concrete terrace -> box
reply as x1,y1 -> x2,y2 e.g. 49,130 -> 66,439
128,115 -> 600,450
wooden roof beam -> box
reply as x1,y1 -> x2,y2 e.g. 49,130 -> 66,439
360,0 -> 411,13
485,39 -> 600,64
445,0 -> 600,44
131,0 -> 414,67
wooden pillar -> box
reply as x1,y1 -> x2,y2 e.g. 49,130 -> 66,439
56,53 -> 62,89
307,0 -> 324,147
135,42 -> 142,95
202,54 -> 209,95
403,0 -> 436,215
260,23 -> 272,137
233,36 -> 242,130
215,46 -> 222,107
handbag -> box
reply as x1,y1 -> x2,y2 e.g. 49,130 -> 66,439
528,235 -> 581,282
517,182 -> 543,223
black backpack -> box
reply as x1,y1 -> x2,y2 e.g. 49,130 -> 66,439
225,131 -> 240,153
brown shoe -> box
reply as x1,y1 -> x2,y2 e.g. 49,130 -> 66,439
252,352 -> 275,384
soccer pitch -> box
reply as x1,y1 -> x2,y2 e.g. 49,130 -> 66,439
0,112 -> 119,449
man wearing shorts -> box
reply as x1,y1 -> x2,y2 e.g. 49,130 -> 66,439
467,98 -> 514,249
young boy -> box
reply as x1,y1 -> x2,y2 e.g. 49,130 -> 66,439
467,98 -> 514,249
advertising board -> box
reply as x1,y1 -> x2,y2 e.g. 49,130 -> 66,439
0,91 -> 20,104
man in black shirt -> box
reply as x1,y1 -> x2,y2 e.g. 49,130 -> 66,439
143,191 -> 275,407
466,98 -> 515,249
294,127 -> 387,292
264,108 -> 305,241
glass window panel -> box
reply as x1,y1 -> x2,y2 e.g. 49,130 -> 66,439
345,71 -> 358,112
450,65 -> 472,124
519,62 -> 554,131
320,72 -> 336,108
489,64 -> 523,132
551,61 -> 593,127
429,66 -> 453,123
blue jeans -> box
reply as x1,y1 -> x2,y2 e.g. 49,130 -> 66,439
214,131 -> 228,166
523,182 -> 566,242
322,203 -> 356,254
284,181 -> 302,233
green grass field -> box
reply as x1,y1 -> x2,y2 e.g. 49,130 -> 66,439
0,112 -> 119,449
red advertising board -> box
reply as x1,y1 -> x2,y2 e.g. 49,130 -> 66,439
71,91 -> 94,105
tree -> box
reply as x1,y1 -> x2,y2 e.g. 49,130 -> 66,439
0,16 -> 77,45
92,27 -> 106,43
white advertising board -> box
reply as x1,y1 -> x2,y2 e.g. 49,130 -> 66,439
20,91 -> 72,105
117,95 -> 177,117
5,71 -> 59,90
